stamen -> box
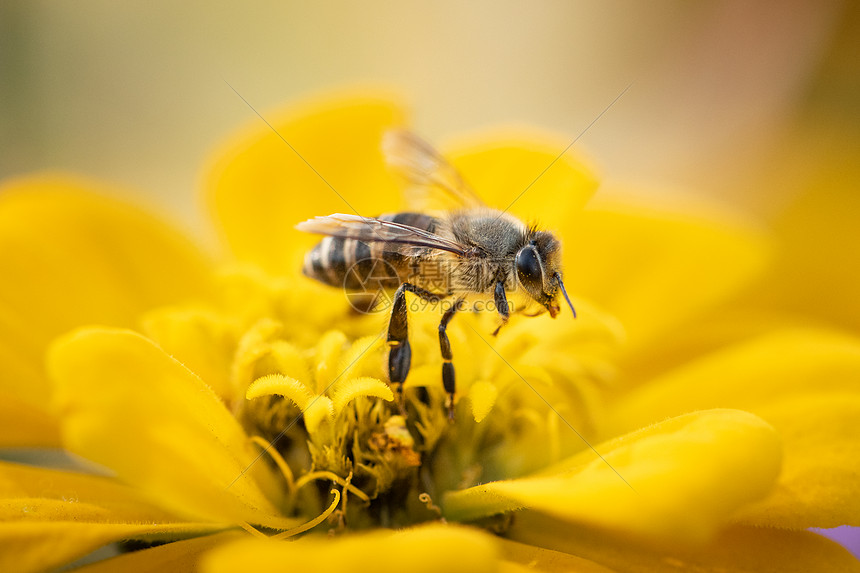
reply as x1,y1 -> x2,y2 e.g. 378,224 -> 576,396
238,521 -> 268,539
341,471 -> 353,520
327,509 -> 345,536
295,470 -> 371,503
250,435 -> 296,496
271,489 -> 341,540
554,273 -> 577,318
418,492 -> 446,522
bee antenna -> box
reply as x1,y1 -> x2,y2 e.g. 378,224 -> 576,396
554,273 -> 577,319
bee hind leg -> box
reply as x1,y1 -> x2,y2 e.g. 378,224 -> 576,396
387,282 -> 443,412
439,299 -> 464,421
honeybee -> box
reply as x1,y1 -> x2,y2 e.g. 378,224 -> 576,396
297,130 -> 576,417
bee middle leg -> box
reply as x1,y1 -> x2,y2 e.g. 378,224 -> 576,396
439,298 -> 465,420
387,282 -> 443,408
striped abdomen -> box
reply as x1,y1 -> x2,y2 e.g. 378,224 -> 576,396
302,212 -> 440,291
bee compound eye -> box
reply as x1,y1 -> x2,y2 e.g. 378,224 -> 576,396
515,246 -> 543,289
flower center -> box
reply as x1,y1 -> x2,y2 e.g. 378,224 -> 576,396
233,321 -> 458,529
142,266 -> 619,531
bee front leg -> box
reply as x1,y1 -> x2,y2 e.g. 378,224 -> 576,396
387,282 -> 442,411
492,280 -> 510,337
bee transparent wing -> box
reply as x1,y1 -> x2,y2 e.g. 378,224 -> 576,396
383,129 -> 485,211
296,213 -> 468,256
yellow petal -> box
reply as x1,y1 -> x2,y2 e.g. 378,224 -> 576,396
596,326 -> 860,532
468,380 -> 498,423
509,512 -> 860,573
330,376 -> 393,417
605,328 -> 860,437
444,409 -> 781,546
0,176 -> 214,407
201,523 -> 499,573
0,392 -> 59,447
565,199 -> 770,358
72,531 -> 243,573
48,328 -> 298,530
206,91 -> 406,273
0,521 -> 220,573
446,128 -> 599,231
0,462 -> 228,572
734,393 -> 860,529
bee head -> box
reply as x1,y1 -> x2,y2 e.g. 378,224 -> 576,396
514,230 -> 575,319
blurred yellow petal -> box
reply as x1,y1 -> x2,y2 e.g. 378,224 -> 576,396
1,463 -> 220,573
446,128 -> 599,231
0,176 -> 214,408
0,521 -> 220,573
444,409 -> 780,546
334,334 -> 386,383
48,328 -> 297,530
499,538 -> 617,573
610,306 -> 797,391
141,307 -> 236,399
72,532 -> 244,573
0,308 -> 46,415
303,396 -> 335,437
509,512 -> 860,573
735,393 -> 860,529
201,523 -> 499,573
206,91 -> 406,274
266,341 -> 314,386
605,328 -> 860,436
0,461 -> 174,522
1,498 -> 151,523
565,200 -> 770,358
737,132 -> 860,334
314,330 -> 349,392
0,392 -> 59,447
469,380 -> 498,423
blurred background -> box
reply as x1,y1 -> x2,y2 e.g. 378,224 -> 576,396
4,0 -> 859,337
1,1 -> 856,225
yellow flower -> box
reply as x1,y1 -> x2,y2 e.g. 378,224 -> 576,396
1,92 -> 859,572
